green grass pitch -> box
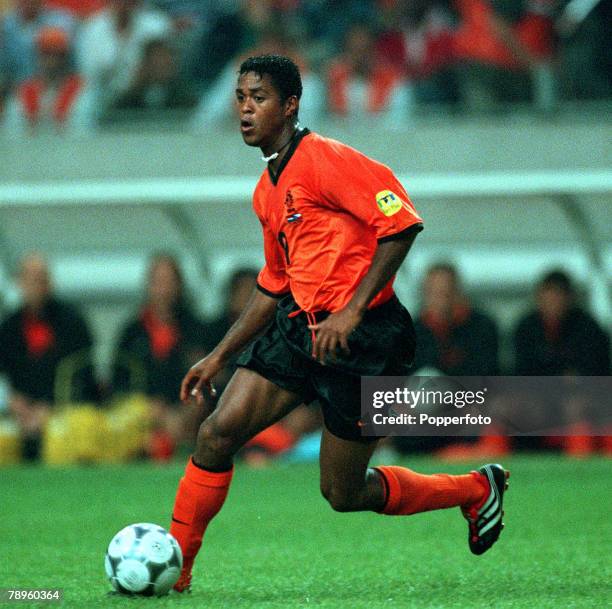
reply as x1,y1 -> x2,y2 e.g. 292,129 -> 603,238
2,455 -> 610,609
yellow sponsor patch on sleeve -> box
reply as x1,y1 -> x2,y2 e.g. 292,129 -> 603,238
376,190 -> 403,216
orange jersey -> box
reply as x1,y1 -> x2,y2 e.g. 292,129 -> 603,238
254,129 -> 423,313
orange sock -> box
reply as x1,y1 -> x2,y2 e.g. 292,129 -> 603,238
375,465 -> 487,515
170,458 -> 233,576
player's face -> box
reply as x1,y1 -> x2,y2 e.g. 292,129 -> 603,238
235,72 -> 292,150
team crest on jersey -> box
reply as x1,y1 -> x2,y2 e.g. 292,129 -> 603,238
284,190 -> 302,223
375,190 -> 405,216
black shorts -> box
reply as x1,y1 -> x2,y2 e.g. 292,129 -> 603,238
236,295 -> 416,441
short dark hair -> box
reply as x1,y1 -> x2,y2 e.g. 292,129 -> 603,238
426,262 -> 459,284
539,269 -> 574,295
238,54 -> 302,103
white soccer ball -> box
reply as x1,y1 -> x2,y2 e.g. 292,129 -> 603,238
105,523 -> 182,596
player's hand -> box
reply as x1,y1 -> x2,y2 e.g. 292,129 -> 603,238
308,307 -> 363,364
180,354 -> 224,406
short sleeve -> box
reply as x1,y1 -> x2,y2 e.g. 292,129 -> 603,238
316,140 -> 423,241
257,219 -> 290,297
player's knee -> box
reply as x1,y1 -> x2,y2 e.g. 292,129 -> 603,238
320,482 -> 357,513
195,419 -> 240,459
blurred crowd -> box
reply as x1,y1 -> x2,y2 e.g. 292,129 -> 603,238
395,263 -> 610,460
0,0 -> 610,134
0,251 -> 609,465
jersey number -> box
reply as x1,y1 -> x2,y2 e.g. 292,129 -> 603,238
278,231 -> 291,266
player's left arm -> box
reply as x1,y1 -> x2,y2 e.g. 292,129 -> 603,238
311,145 -> 423,363
309,231 -> 418,363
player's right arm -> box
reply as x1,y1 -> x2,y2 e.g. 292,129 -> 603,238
180,289 -> 279,404
181,218 -> 290,405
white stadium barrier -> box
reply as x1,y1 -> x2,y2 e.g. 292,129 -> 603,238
1,170 -> 611,205
0,170 -> 610,373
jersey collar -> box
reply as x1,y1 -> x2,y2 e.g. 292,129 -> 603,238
267,128 -> 311,186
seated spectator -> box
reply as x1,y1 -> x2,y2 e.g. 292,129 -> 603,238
395,262 -> 501,458
413,262 -> 499,376
0,253 -> 98,460
112,253 -> 207,460
375,0 -> 458,104
192,28 -> 324,129
452,0 -> 557,112
515,269 -> 610,376
114,38 -> 196,110
76,0 -> 171,116
3,26 -> 95,135
325,21 -> 413,124
196,0 -> 306,87
513,269 -> 611,455
0,0 -> 74,88
147,0 -> 219,84
300,0 -> 376,65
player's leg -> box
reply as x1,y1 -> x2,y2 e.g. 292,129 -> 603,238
314,294 -> 509,554
192,367 -> 303,469
318,428 -> 489,514
375,457 -> 509,555
316,362 -> 508,554
170,367 -> 303,591
316,362 -> 490,516
319,426 -> 509,554
319,429 -> 383,512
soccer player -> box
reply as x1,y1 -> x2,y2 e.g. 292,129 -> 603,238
169,55 -> 509,592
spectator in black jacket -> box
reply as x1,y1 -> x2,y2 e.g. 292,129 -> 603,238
112,253 -> 207,460
513,269 -> 610,456
0,252 -> 97,460
396,262 -> 502,458
413,262 -> 499,376
514,269 -> 610,376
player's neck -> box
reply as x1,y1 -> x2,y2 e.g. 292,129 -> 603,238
262,125 -> 298,172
